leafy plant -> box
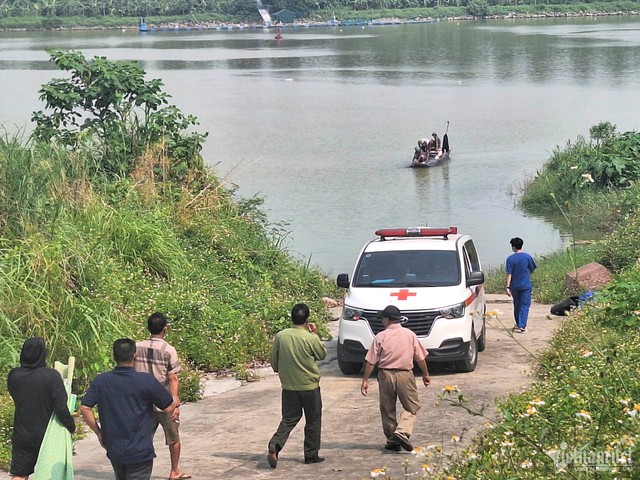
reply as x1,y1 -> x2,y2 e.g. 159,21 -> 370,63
466,0 -> 489,17
31,50 -> 207,184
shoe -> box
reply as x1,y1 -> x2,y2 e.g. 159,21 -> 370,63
392,432 -> 413,452
518,328 -> 527,334
267,442 -> 278,469
384,442 -> 402,451
304,455 -> 325,464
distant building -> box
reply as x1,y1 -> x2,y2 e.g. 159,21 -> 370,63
272,9 -> 297,24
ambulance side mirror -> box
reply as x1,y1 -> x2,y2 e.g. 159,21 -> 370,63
336,274 -> 350,288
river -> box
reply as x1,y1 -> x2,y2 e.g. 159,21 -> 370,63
1,16 -> 639,274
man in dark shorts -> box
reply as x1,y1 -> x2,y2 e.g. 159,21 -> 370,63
8,337 -> 76,480
81,338 -> 177,480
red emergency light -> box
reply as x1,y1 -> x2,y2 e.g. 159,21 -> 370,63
375,227 -> 458,240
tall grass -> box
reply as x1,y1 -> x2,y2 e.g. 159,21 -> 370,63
0,135 -> 337,437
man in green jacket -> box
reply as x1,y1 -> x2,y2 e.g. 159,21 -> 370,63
267,303 -> 327,468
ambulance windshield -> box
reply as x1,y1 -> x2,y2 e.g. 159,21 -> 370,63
353,250 -> 460,287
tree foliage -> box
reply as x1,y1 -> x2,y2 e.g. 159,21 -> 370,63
466,0 -> 489,17
32,50 -> 206,183
1,0 -> 640,20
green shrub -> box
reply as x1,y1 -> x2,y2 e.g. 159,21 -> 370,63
591,267 -> 640,329
179,366 -> 203,403
433,311 -> 640,479
597,208 -> 640,271
483,265 -> 506,294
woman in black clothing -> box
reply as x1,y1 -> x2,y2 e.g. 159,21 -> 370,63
7,337 -> 76,479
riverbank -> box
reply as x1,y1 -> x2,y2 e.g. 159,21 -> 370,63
1,8 -> 638,32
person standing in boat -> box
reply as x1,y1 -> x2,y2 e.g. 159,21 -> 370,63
428,132 -> 441,153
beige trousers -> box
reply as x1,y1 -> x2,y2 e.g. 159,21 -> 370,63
377,369 -> 421,440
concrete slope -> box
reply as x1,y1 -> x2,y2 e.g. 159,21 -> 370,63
73,294 -> 559,479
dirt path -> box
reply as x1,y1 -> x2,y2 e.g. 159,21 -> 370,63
73,294 -> 560,479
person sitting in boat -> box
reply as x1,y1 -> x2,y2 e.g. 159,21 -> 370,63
413,138 -> 429,163
427,132 -> 441,153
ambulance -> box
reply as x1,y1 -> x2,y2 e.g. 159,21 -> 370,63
336,227 -> 486,374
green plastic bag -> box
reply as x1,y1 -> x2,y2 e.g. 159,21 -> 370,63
33,357 -> 76,480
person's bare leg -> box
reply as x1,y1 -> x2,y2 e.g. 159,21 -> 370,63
12,476 -> 28,480
168,440 -> 184,478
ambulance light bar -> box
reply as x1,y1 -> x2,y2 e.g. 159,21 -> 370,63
375,227 -> 458,239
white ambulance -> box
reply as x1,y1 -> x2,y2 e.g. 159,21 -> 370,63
336,227 -> 486,374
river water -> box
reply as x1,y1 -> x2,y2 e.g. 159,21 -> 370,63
1,17 -> 639,274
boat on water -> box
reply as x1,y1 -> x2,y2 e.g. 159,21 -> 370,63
410,122 -> 451,168
411,149 -> 451,168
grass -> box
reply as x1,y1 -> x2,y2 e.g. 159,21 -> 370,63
0,134 -> 339,469
423,310 -> 640,479
484,243 -> 598,304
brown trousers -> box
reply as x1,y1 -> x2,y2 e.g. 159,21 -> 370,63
377,369 -> 421,440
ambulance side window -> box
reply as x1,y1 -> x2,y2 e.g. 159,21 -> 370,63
464,240 -> 481,271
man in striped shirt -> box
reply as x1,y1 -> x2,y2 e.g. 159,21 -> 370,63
135,312 -> 191,480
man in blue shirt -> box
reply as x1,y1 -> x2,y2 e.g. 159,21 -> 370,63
505,237 -> 537,333
81,338 -> 177,480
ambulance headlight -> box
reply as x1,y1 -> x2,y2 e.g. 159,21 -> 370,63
342,306 -> 364,321
439,302 -> 465,319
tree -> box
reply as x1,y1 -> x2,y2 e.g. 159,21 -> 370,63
467,0 -> 489,16
589,121 -> 616,147
32,50 -> 207,184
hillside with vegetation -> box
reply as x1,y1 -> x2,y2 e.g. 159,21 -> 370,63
0,0 -> 639,29
0,50 -> 337,468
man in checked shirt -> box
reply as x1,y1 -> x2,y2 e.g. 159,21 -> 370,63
136,312 -> 191,480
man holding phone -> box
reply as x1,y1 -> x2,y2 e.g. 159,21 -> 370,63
267,303 -> 327,468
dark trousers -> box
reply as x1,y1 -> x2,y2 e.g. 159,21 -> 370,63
269,387 -> 322,459
110,459 -> 153,480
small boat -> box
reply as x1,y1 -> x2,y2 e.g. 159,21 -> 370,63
411,149 -> 451,168
410,122 -> 451,168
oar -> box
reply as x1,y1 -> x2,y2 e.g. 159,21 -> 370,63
442,120 -> 450,152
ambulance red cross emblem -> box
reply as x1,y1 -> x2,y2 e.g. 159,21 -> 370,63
390,289 -> 416,301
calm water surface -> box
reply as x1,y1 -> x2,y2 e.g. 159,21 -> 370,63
1,17 -> 640,274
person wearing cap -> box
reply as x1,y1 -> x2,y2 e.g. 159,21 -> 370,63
7,337 -> 76,480
135,312 -> 190,480
361,305 -> 431,452
267,303 -> 327,468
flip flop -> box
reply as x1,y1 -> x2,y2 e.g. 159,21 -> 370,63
169,474 -> 192,479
